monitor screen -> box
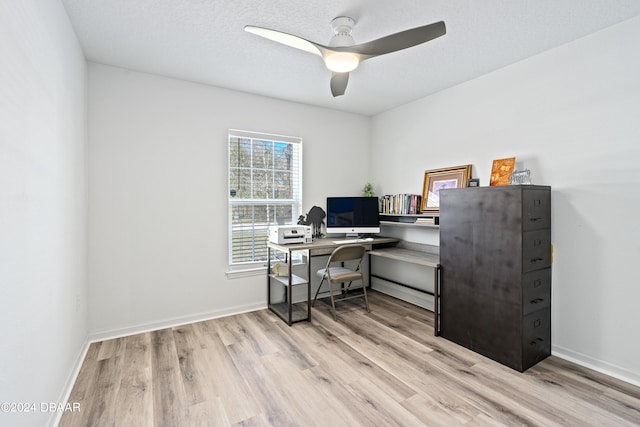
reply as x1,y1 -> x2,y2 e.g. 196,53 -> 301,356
326,196 -> 380,236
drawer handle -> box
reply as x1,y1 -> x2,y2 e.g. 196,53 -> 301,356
530,257 -> 545,263
533,279 -> 542,288
529,337 -> 544,346
530,298 -> 544,305
530,217 -> 543,222
534,199 -> 542,207
533,239 -> 542,247
533,319 -> 541,328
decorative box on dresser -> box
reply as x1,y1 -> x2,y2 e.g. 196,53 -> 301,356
438,185 -> 551,372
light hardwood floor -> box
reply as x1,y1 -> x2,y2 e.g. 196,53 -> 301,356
60,291 -> 640,426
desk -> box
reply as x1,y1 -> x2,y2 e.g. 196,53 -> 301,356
267,236 -> 398,325
368,241 -> 441,335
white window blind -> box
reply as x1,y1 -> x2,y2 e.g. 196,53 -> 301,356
228,130 -> 302,268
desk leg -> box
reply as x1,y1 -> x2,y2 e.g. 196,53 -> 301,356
368,253 -> 371,289
267,247 -> 272,307
288,249 -> 293,326
434,265 -> 440,336
307,249 -> 311,322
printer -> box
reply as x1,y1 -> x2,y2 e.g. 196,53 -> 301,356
268,225 -> 312,244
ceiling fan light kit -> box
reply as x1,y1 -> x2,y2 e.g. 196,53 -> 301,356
325,52 -> 359,72
244,16 -> 446,97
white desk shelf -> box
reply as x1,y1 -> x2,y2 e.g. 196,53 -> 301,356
380,220 -> 439,229
268,273 -> 308,287
379,213 -> 440,228
368,246 -> 439,268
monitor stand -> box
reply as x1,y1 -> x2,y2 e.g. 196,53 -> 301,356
345,233 -> 375,239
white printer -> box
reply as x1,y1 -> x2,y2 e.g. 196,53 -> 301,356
268,225 -> 312,244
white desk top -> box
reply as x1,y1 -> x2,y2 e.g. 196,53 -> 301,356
267,236 -> 399,255
268,237 -> 440,268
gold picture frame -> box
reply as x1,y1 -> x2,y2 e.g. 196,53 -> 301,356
421,164 -> 472,213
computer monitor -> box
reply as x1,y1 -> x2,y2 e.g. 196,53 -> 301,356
326,196 -> 380,237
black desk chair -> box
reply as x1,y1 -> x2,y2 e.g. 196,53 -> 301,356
312,244 -> 370,321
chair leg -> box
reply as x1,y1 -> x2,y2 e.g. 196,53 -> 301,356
317,277 -> 369,320
312,277 -> 325,307
362,281 -> 371,313
328,280 -> 338,321
345,280 -> 370,314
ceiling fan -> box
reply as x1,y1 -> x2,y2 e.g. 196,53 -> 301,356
244,17 -> 446,97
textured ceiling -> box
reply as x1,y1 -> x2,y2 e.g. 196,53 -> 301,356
61,0 -> 640,116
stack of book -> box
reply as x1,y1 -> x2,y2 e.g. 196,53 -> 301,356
380,194 -> 422,214
414,217 -> 436,225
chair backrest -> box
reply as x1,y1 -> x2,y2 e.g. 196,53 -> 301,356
327,244 -> 366,264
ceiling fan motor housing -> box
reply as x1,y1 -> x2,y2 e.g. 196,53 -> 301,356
330,16 -> 356,47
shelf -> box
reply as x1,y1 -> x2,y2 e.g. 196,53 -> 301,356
380,213 -> 439,217
369,246 -> 439,268
269,273 -> 308,287
379,214 -> 439,227
267,244 -> 312,326
268,302 -> 310,324
381,220 -> 439,228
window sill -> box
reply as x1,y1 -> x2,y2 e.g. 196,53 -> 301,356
226,266 -> 268,279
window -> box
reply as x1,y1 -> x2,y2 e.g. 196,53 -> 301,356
228,130 -> 302,270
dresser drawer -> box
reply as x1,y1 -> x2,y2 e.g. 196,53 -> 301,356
523,189 -> 551,231
522,230 -> 551,272
522,308 -> 551,370
522,268 -> 551,315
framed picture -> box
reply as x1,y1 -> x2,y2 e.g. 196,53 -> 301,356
421,164 -> 472,212
490,157 -> 515,186
509,169 -> 531,185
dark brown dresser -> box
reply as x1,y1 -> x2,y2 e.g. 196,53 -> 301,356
439,185 -> 551,372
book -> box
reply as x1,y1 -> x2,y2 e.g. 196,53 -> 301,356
380,194 -> 422,215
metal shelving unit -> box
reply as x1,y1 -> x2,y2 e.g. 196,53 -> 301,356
266,245 -> 311,326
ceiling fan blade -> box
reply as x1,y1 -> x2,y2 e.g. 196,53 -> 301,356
244,26 -> 325,57
330,72 -> 349,97
342,21 -> 446,58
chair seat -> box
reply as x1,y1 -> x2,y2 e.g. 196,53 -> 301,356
316,267 -> 362,283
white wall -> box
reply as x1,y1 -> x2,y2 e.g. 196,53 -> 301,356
0,1 -> 87,426
371,16 -> 640,384
87,63 -> 371,336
